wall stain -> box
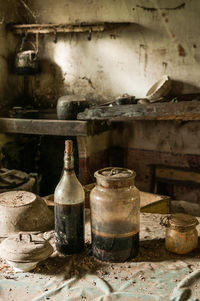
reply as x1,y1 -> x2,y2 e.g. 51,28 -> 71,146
81,76 -> 95,89
162,62 -> 168,72
171,32 -> 176,39
178,44 -> 186,56
153,48 -> 166,56
136,3 -> 185,12
0,54 -> 7,61
139,44 -> 148,76
136,5 -> 157,12
110,34 -> 119,39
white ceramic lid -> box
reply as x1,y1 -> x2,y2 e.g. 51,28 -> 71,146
0,232 -> 53,262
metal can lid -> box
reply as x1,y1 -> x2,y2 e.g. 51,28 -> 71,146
0,232 -> 53,263
95,167 -> 135,180
169,213 -> 199,229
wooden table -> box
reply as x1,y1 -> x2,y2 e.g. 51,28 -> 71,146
0,118 -> 112,184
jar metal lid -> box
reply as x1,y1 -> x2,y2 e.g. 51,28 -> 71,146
95,167 -> 135,180
169,213 -> 199,229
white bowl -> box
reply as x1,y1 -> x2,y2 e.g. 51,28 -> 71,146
0,191 -> 54,237
146,75 -> 171,101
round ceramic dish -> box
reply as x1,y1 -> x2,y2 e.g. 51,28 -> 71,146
146,75 -> 171,101
6,260 -> 38,272
0,232 -> 53,272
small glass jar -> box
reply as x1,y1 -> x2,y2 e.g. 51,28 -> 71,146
161,213 -> 199,254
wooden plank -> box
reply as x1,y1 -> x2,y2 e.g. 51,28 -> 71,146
12,25 -> 105,34
77,101 -> 200,121
10,22 -> 131,34
0,118 -> 88,136
140,191 -> 170,214
11,23 -> 131,28
156,167 -> 200,184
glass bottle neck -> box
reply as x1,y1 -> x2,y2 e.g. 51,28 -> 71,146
64,153 -> 74,171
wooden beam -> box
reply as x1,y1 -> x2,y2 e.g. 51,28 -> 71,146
77,101 -> 200,121
0,118 -> 88,136
10,22 -> 131,35
155,166 -> 200,185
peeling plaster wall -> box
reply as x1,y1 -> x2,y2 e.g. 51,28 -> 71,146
1,0 -> 200,108
27,0 -> 200,106
27,0 -> 199,203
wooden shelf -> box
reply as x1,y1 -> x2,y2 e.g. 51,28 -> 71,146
77,101 -> 200,121
10,22 -> 131,35
0,118 -> 88,136
0,118 -> 113,136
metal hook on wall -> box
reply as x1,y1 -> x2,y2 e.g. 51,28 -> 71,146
53,28 -> 57,43
35,32 -> 39,54
88,28 -> 92,41
19,32 -> 28,51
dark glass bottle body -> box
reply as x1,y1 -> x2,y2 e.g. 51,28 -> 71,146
54,149 -> 85,254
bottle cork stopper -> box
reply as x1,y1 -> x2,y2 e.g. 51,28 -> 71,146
65,140 -> 73,154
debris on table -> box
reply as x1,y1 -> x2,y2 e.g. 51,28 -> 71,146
1,213 -> 200,300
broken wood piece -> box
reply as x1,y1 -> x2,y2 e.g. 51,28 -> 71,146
0,170 -> 16,179
77,101 -> 200,121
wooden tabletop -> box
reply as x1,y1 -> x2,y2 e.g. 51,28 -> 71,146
0,118 -> 89,136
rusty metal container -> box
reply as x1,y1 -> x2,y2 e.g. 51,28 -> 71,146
161,213 -> 199,254
57,95 -> 89,120
90,167 -> 140,262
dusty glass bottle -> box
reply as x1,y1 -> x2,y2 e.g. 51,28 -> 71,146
90,167 -> 140,262
54,140 -> 85,254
